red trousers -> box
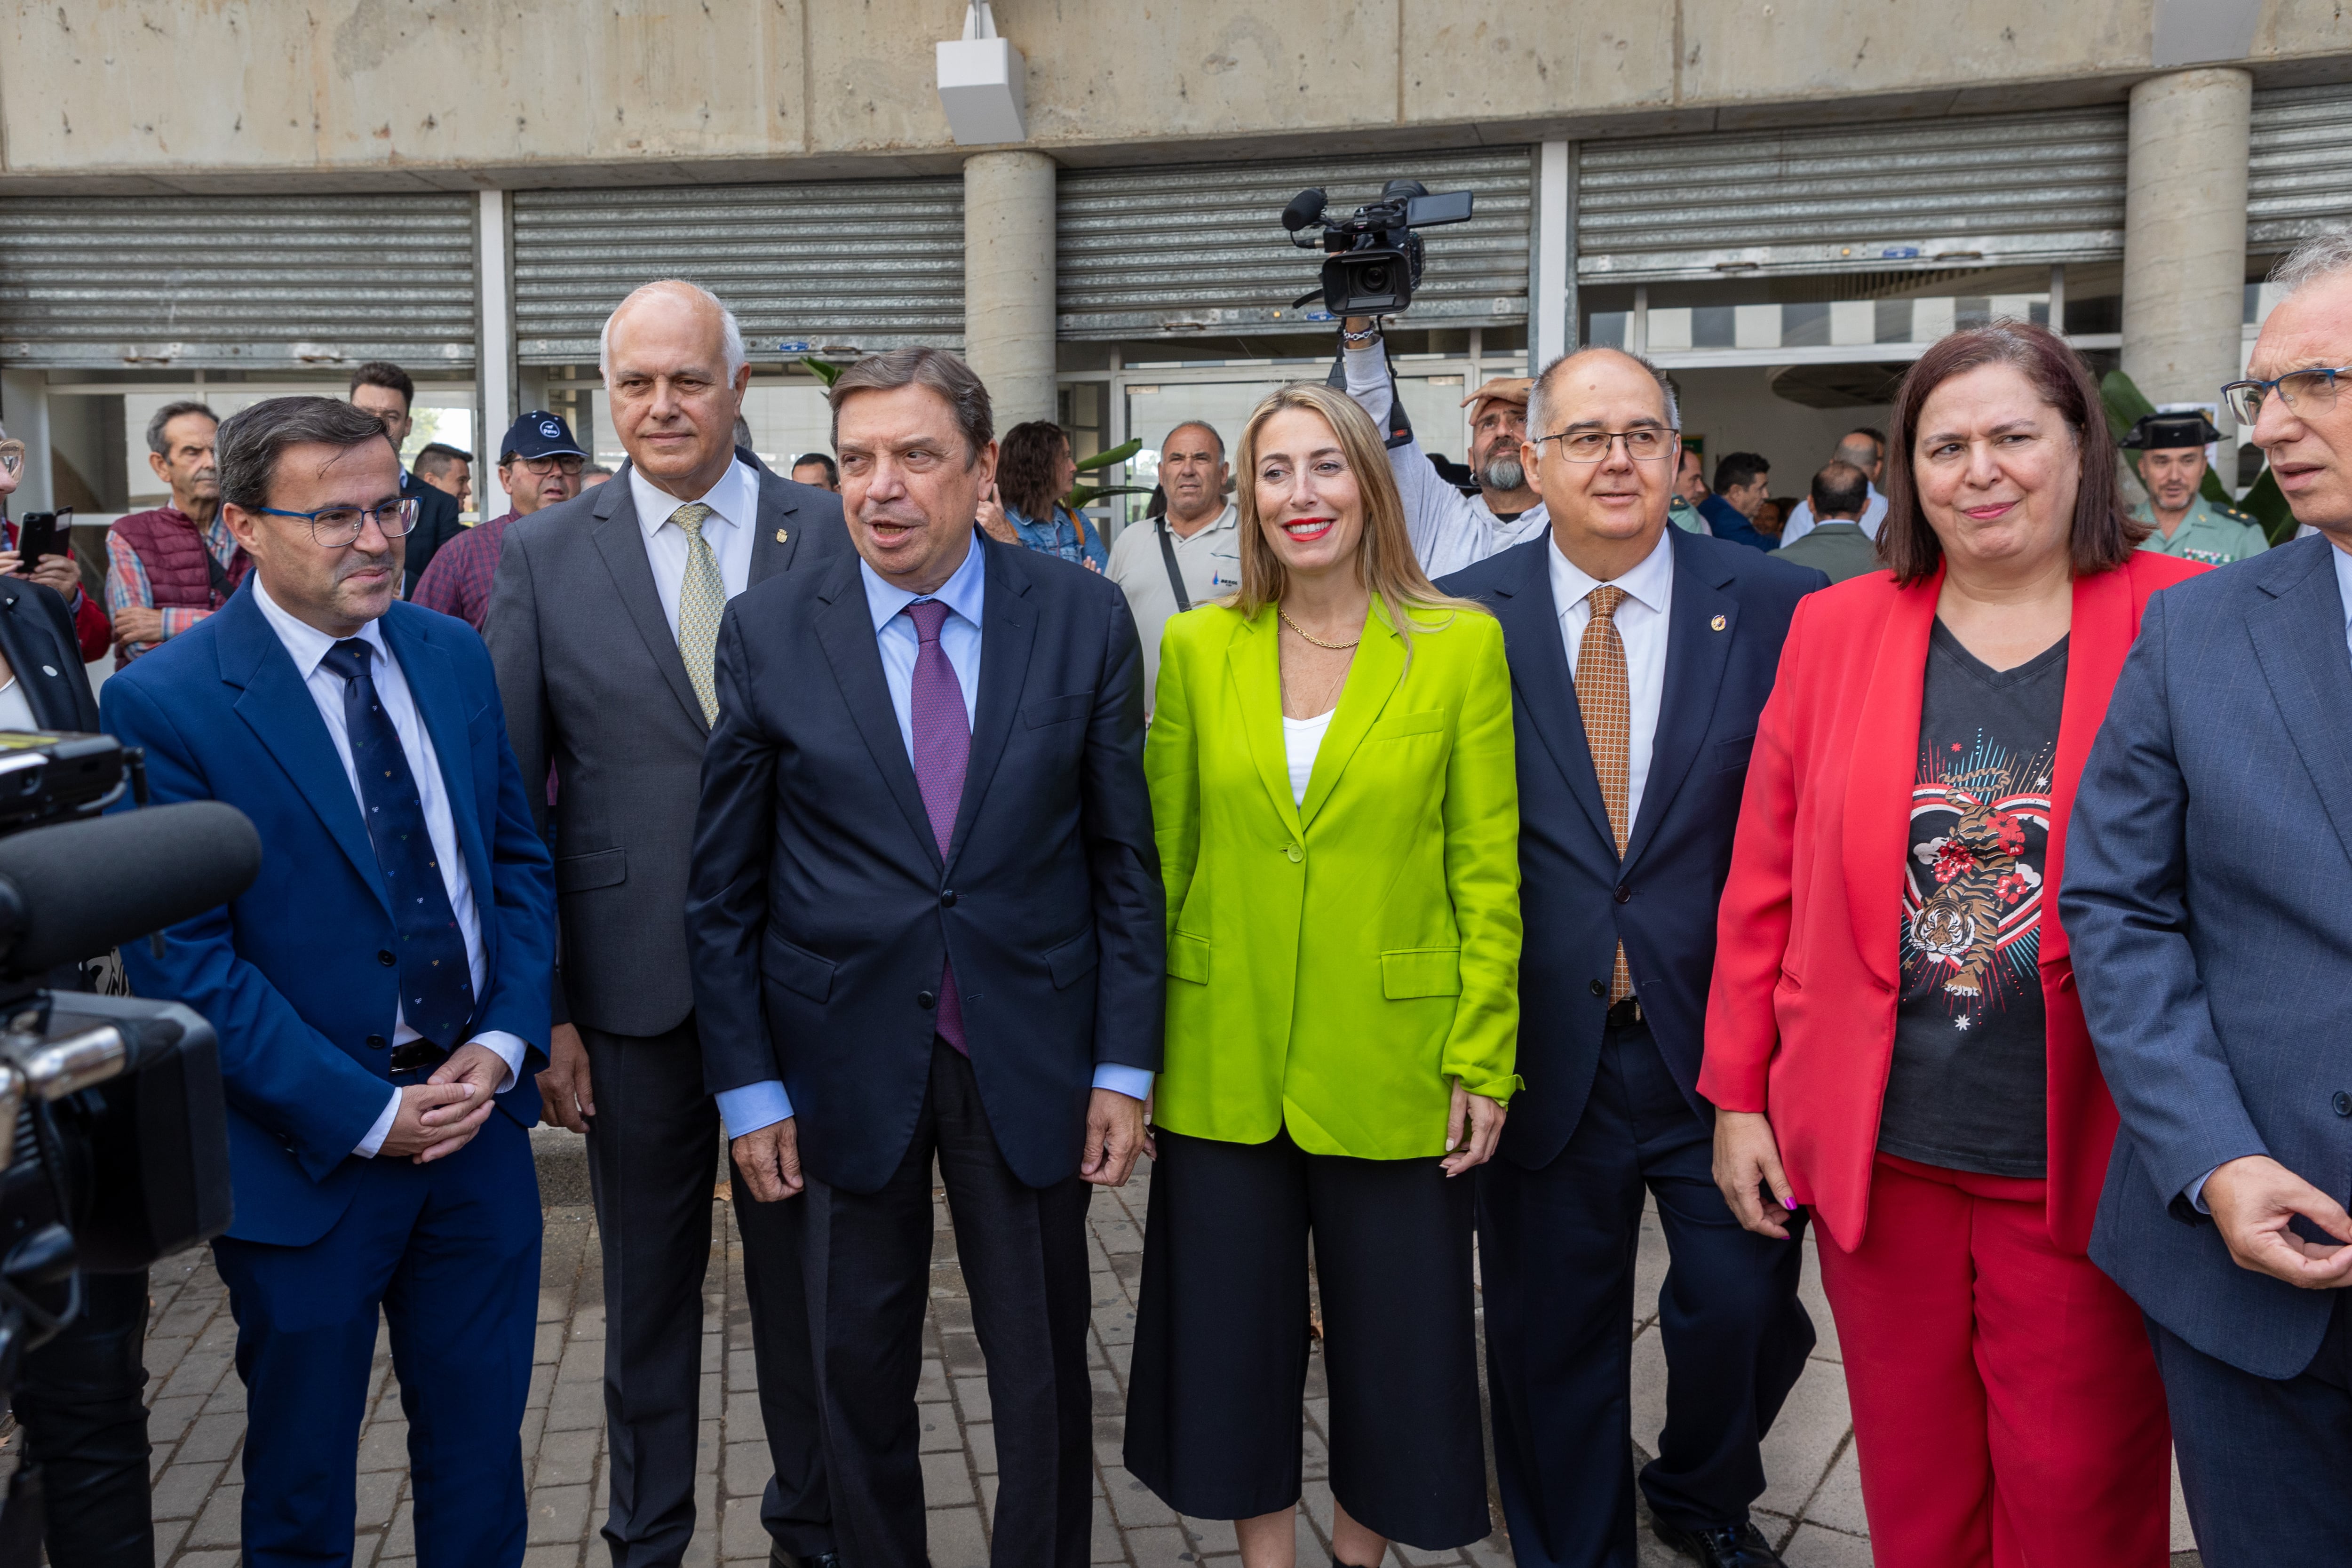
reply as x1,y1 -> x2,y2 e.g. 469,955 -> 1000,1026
1814,1154 -> 2171,1568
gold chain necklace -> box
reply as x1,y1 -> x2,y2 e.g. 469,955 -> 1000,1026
1277,605 -> 1361,650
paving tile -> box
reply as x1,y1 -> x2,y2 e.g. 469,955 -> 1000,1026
1782,1521 -> 1875,1567
1803,1439 -> 1868,1536
149,1458 -> 224,1520
718,1495 -> 769,1559
722,1440 -> 771,1497
535,1426 -> 600,1488
1755,1357 -> 1852,1519
920,1448 -> 977,1509
928,1504 -> 990,1568
182,1482 -> 242,1549
527,1482 -> 592,1546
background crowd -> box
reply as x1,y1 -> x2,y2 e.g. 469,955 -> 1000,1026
0,221 -> 2341,1568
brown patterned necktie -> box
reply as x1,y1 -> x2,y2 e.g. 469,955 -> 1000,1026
1575,584 -> 1636,1003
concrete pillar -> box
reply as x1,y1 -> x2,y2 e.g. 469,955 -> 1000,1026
1533,141 -> 1574,369
962,151 -> 1057,430
477,189 -> 515,519
2121,68 -> 2252,430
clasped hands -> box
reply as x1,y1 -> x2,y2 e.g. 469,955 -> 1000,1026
379,1040 -> 508,1163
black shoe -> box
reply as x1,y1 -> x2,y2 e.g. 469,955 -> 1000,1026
1650,1518 -> 1786,1568
769,1548 -> 842,1568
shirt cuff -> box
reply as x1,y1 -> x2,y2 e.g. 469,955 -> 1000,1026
469,1030 -> 528,1096
354,1087 -> 402,1158
716,1080 -> 794,1138
1091,1064 -> 1154,1103
2188,1167 -> 2219,1215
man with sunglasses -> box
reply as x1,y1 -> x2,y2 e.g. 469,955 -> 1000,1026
413,412 -> 586,632
1438,347 -> 1826,1568
100,394 -> 556,1565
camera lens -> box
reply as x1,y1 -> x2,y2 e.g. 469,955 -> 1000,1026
1361,265 -> 1391,292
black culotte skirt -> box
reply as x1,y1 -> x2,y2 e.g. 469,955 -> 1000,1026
1120,1125 -> 1491,1550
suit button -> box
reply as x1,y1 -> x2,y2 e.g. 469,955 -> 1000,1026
366,1035 -> 388,1051
1589,979 -> 1606,998
916,990 -> 937,1011
1285,844 -> 1303,863
377,950 -> 396,967
940,890 -> 957,907
2335,1091 -> 2351,1117
1614,884 -> 1632,904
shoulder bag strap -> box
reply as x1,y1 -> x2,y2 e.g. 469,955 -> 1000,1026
1155,519 -> 1192,614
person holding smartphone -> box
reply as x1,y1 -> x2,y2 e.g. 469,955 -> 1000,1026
0,425 -> 111,665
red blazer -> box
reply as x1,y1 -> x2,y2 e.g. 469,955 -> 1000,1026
1700,552 -> 2206,1255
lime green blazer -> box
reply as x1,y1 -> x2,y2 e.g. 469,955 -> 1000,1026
1145,595 -> 1523,1159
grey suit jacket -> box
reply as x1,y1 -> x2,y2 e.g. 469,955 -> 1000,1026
487,460 -> 849,1038
2062,535 -> 2352,1380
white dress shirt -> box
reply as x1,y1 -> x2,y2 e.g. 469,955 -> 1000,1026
629,458 -> 760,634
1779,483 -> 1889,546
250,577 -> 526,1158
1550,526 -> 1676,833
713,534 -> 1152,1140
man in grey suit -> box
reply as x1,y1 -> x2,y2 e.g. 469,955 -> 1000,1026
2062,229 -> 2352,1567
488,279 -> 848,1568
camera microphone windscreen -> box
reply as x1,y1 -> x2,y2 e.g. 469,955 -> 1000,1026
1282,187 -> 1327,233
0,803 -> 262,975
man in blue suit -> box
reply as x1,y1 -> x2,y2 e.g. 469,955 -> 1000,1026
103,395 -> 556,1568
1441,349 -> 1825,1568
2062,233 -> 2352,1568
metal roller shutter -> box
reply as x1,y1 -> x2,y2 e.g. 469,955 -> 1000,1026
0,193 -> 476,370
1058,146 -> 1531,339
511,180 -> 964,364
2249,85 -> 2352,251
1577,108 -> 2127,283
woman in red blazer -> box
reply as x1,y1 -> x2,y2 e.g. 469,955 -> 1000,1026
1703,322 -> 2201,1568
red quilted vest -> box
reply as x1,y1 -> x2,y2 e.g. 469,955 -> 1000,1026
109,508 -> 251,664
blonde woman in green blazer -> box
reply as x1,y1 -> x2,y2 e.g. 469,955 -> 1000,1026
1122,383 -> 1522,1566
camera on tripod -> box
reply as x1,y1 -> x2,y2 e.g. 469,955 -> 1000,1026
1282,178 -> 1475,317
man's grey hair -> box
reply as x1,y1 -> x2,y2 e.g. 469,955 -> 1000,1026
598,279 -> 749,383
146,400 -> 219,458
1164,420 -> 1226,460
827,347 -> 994,462
2272,228 -> 2352,295
214,396 -> 397,511
1831,435 -> 1879,469
1527,347 -> 1682,441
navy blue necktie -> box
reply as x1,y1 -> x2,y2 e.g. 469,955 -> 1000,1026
320,638 -> 475,1051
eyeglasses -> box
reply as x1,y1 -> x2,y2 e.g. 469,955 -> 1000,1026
509,455 -> 585,477
0,443 -> 23,478
1532,427 -> 1677,462
2222,366 -> 2352,425
251,496 -> 420,547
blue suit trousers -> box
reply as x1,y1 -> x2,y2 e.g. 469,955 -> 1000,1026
212,1111 -> 541,1568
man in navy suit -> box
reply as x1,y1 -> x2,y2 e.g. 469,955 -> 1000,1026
2062,232 -> 2352,1568
103,395 -> 556,1568
1441,349 -> 1826,1568
687,347 -> 1162,1568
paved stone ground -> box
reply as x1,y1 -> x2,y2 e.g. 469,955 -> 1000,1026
45,1132 -> 2210,1566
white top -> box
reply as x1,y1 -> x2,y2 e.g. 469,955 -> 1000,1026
1283,708 -> 1336,806
1104,502 -> 1243,715
1549,527 -> 1676,834
1779,483 -> 1889,545
2336,538 -> 2352,659
1343,342 -> 1549,580
0,679 -> 36,732
251,575 -> 527,1157
629,458 -> 760,636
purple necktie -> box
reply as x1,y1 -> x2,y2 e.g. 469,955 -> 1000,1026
906,599 -> 970,1052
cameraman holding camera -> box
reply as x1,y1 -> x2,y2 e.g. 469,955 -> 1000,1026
1338,316 -> 1548,579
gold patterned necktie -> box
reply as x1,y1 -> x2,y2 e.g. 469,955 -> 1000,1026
1575,584 -> 1636,1003
671,503 -> 724,724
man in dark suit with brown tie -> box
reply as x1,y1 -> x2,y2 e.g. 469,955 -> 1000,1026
687,347 -> 1163,1568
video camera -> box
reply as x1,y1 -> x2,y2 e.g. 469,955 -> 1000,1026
1282,178 -> 1475,317
0,732 -> 257,1547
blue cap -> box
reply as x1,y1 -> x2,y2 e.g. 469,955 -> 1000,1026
501,410 -> 584,462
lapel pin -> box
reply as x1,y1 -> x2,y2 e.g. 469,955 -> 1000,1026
38,665 -> 55,677
1710,614 -> 1728,632
775,528 -> 789,544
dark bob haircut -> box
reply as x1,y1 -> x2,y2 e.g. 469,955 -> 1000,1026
996,420 -> 1072,522
215,396 -> 398,512
1881,320 -> 2148,584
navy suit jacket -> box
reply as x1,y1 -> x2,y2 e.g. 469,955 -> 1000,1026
102,586 -> 556,1247
2063,535 -> 2352,1380
401,468 -> 465,598
1440,528 -> 1824,1167
687,535 -> 1164,1194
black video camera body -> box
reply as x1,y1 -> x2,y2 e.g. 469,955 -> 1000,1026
1283,178 -> 1475,318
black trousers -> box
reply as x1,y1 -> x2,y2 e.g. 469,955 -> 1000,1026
1124,1127 -> 1490,1551
803,1040 -> 1093,1568
10,1271 -> 151,1568
580,1018 -> 828,1566
1478,1021 -> 1814,1568
2152,1293 -> 2352,1568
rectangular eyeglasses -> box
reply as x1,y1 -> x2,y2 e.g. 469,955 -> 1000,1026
2222,366 -> 2351,425
252,496 -> 420,547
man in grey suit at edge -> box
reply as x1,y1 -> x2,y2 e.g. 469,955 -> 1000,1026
2060,229 -> 2352,1567
487,279 -> 850,1568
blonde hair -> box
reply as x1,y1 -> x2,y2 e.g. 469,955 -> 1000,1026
1230,382 -> 1483,661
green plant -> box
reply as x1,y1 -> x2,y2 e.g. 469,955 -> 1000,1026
1064,438 -> 1146,510
798,354 -> 845,386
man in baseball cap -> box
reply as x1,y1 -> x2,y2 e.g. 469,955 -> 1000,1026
413,410 -> 586,630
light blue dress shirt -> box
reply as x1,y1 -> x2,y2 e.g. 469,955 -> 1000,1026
715,534 -> 1152,1138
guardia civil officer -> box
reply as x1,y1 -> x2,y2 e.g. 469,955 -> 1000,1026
2123,411 -> 2270,566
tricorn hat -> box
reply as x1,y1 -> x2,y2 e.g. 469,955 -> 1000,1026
2121,411 -> 2222,450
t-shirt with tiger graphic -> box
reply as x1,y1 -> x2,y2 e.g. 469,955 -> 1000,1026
1878,621 -> 2066,1180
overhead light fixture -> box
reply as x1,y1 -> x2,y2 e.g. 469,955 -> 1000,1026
936,1 -> 1026,146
